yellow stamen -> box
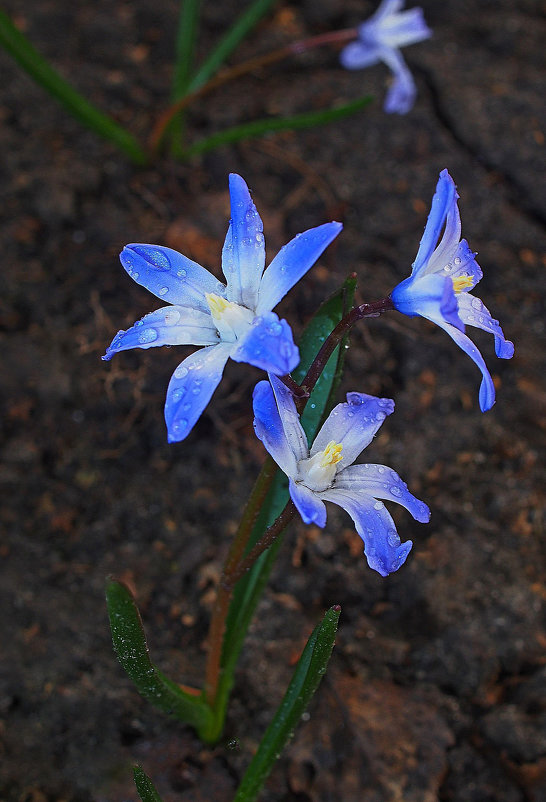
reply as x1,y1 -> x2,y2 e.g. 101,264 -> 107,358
205,292 -> 230,318
320,440 -> 343,467
452,275 -> 474,293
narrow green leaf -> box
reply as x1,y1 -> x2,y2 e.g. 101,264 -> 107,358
211,277 -> 357,738
106,580 -> 213,734
0,10 -> 147,165
187,0 -> 277,93
133,766 -> 164,802
169,0 -> 202,155
184,97 -> 373,158
233,606 -> 341,801
172,0 -> 202,99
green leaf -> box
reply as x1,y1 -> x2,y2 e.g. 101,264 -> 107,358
172,0 -> 202,100
0,10 -> 147,165
187,0 -> 277,94
184,97 -> 373,158
233,606 -> 341,801
210,277 -> 356,739
106,580 -> 213,735
133,766 -> 164,802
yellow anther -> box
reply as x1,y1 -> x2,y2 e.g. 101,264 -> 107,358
320,440 -> 343,467
452,275 -> 474,293
205,292 -> 230,318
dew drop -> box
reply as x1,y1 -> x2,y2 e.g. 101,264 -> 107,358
133,272 -> 139,280
148,249 -> 170,270
158,286 -> 169,296
378,466 -> 385,474
375,411 -> 386,421
390,485 -> 402,497
373,500 -> 384,510
266,321 -> 282,336
164,309 -> 181,326
174,365 -> 189,379
471,297 -> 482,310
138,328 -> 158,344
177,269 -> 187,278
454,256 -> 462,265
192,386 -> 201,395
387,530 -> 400,547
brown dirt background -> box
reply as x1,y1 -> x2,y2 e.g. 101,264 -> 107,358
1,1 -> 545,800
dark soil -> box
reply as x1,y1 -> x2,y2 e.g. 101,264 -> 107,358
1,1 -> 545,800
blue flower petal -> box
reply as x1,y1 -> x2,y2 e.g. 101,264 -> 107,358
253,380 -> 303,477
289,479 -> 327,527
256,222 -> 342,315
120,244 -> 226,312
391,273 -> 464,331
334,464 -> 430,522
321,487 -> 413,577
231,312 -> 300,375
164,343 -> 232,442
457,294 -> 515,359
102,306 -> 219,361
426,314 -> 497,411
311,393 -> 395,470
380,47 -> 417,114
412,170 -> 458,278
340,41 -> 380,70
222,174 -> 265,309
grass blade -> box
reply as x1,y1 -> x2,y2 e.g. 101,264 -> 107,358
0,10 -> 147,164
184,96 -> 373,158
106,580 -> 213,734
188,0 -> 277,93
133,766 -> 164,802
233,606 -> 341,801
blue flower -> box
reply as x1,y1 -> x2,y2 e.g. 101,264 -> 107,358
340,0 -> 431,114
103,174 -> 342,442
253,375 -> 430,576
390,169 -> 514,411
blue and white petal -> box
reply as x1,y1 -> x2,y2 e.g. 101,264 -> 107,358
102,306 -> 219,360
289,479 -> 327,528
120,245 -> 226,312
380,47 -> 417,114
255,222 -> 342,316
340,40 -> 380,70
231,312 -> 300,375
426,314 -> 497,411
411,170 -> 458,278
391,273 -> 464,331
457,293 -> 515,359
377,7 -> 432,48
253,381 -> 299,477
333,464 -> 430,522
311,393 -> 395,470
164,343 -> 232,443
321,487 -> 413,577
253,373 -> 308,472
222,174 -> 265,310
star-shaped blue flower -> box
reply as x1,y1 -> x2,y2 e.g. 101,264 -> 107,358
103,174 -> 342,442
340,0 -> 431,114
390,169 -> 514,411
253,374 -> 430,576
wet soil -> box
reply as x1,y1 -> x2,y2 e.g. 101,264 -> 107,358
1,1 -> 545,800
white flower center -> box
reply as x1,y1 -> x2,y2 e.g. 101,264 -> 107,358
297,440 -> 343,492
205,293 -> 255,342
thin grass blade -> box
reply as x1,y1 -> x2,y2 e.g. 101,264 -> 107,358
0,10 -> 147,164
233,605 -> 341,801
184,96 -> 373,157
188,0 -> 277,93
133,766 -> 164,802
106,580 -> 213,734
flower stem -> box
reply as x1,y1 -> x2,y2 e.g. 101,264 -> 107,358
204,456 -> 277,705
149,27 -> 357,153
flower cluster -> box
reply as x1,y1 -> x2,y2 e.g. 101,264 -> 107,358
104,171 -> 513,575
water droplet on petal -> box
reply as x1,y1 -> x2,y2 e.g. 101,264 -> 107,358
387,529 -> 400,547
158,286 -> 169,296
390,486 -> 402,497
376,411 -> 386,421
454,256 -> 462,265
164,309 -> 181,326
174,365 -> 189,379
471,297 -> 482,310
138,328 -> 158,344
373,500 -> 384,510
177,269 -> 187,278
